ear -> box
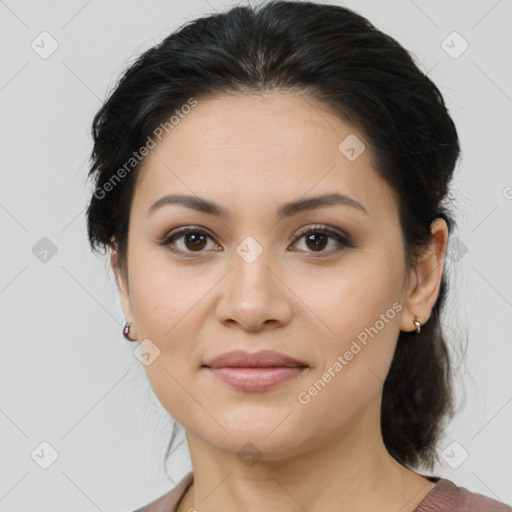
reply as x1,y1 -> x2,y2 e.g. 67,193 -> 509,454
400,217 -> 449,333
110,238 -> 137,339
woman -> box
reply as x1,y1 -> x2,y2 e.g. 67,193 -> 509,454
85,1 -> 511,511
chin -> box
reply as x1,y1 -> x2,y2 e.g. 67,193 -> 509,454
193,413 -> 311,459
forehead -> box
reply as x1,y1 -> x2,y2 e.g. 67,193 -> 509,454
132,92 -> 398,222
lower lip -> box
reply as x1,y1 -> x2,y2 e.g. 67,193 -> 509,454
205,366 -> 308,391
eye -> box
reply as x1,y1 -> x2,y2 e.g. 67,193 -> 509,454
159,224 -> 352,257
291,224 -> 352,256
160,227 -> 220,257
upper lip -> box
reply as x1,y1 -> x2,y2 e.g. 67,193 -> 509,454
203,350 -> 308,368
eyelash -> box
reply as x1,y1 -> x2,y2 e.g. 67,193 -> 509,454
159,224 -> 353,258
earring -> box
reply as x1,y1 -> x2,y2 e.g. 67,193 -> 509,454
123,322 -> 136,342
413,318 -> 422,334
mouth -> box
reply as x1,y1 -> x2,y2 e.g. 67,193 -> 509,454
201,350 -> 309,392
202,366 -> 309,392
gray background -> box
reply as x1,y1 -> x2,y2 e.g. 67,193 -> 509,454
1,0 -> 511,510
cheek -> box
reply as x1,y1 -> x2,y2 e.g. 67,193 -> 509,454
293,258 -> 403,400
293,256 -> 403,347
127,255 -> 200,340
126,256 -> 206,386
295,322 -> 399,434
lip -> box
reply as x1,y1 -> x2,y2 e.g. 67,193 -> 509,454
202,350 -> 309,392
203,350 -> 308,368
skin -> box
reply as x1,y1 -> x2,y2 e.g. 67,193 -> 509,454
110,91 -> 448,512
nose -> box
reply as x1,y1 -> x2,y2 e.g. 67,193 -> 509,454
214,244 -> 293,332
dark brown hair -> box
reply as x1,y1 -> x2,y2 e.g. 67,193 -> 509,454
86,0 -> 460,473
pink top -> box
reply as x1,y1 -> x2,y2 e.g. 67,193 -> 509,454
132,471 -> 512,512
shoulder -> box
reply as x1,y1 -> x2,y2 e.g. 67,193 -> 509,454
132,471 -> 193,512
415,477 -> 512,511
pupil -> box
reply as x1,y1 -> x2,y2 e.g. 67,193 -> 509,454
186,233 -> 206,251
307,233 -> 327,251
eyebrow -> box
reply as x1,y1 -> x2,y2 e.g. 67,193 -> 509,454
146,192 -> 367,219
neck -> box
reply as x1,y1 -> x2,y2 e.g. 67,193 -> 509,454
177,406 -> 435,512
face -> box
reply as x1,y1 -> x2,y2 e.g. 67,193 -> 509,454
113,92 -> 429,460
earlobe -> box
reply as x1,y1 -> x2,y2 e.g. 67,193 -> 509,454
399,217 -> 449,333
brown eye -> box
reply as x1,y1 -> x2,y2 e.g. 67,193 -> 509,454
161,228 -> 219,256
291,225 -> 352,256
160,224 -> 352,258
180,231 -> 208,251
303,232 -> 329,251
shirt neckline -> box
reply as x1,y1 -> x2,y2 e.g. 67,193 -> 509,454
173,472 -> 449,512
